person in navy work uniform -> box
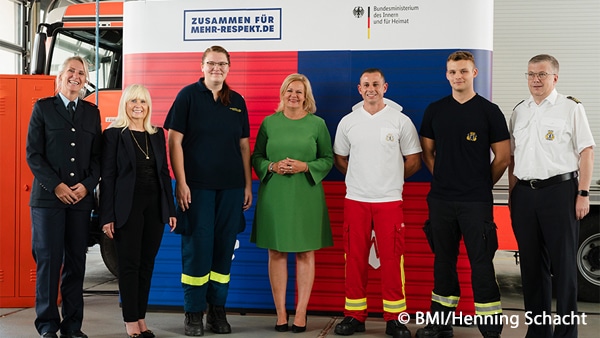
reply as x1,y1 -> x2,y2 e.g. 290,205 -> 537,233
100,84 -> 177,338
417,51 -> 510,338
26,56 -> 102,338
164,45 -> 253,336
508,54 -> 595,338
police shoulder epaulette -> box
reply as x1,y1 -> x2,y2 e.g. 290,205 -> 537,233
567,96 -> 581,104
80,99 -> 97,107
512,100 -> 525,110
37,96 -> 54,102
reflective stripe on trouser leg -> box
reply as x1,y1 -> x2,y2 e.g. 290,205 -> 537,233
181,273 -> 210,286
432,292 -> 459,308
181,271 -> 230,286
383,297 -> 407,313
345,297 -> 368,311
475,301 -> 502,315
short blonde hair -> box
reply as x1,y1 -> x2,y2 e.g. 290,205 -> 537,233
56,56 -> 89,98
276,73 -> 317,114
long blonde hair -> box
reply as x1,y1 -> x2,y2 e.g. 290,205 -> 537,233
108,84 -> 157,134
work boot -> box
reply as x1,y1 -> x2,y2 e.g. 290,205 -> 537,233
334,316 -> 365,335
184,312 -> 204,336
206,304 -> 232,334
385,319 -> 411,338
415,324 -> 453,338
482,332 -> 501,338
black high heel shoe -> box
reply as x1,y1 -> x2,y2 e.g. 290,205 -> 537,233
274,314 -> 289,332
141,330 -> 155,338
291,315 -> 307,333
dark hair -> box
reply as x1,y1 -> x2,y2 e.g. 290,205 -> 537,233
528,54 -> 560,73
202,45 -> 232,106
447,51 -> 476,66
360,68 -> 386,82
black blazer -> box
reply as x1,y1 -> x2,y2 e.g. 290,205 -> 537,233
26,95 -> 102,210
99,126 -> 176,228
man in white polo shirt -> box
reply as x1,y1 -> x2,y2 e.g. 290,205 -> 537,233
509,54 -> 595,338
333,68 -> 422,338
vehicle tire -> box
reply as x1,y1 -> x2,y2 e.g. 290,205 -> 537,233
577,211 -> 600,303
99,234 -> 119,277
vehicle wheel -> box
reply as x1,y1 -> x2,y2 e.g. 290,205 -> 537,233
99,234 -> 119,277
577,212 -> 600,302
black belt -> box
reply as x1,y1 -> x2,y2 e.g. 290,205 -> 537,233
517,171 -> 578,189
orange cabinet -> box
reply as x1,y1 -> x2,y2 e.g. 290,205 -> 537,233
0,75 -> 55,307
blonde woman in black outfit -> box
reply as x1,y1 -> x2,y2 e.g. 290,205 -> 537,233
100,84 -> 176,338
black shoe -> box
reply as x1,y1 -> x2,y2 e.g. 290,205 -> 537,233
275,323 -> 289,332
141,330 -> 155,338
415,324 -> 453,338
275,314 -> 289,332
483,332 -> 501,338
60,331 -> 88,338
206,304 -> 232,334
291,324 -> 306,333
385,320 -> 411,338
291,315 -> 307,333
41,333 -> 58,338
184,312 -> 204,336
334,316 -> 365,336
292,316 -> 308,333
127,334 -> 141,338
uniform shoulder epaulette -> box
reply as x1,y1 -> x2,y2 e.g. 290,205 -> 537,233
512,100 -> 525,110
567,96 -> 581,104
80,99 -> 98,107
37,96 -> 54,102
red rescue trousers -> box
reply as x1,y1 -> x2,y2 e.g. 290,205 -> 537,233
342,198 -> 407,322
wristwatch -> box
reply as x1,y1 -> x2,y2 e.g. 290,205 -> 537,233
578,190 -> 589,197
268,162 -> 274,173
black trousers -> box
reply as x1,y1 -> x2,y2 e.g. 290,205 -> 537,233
31,207 -> 90,335
114,190 -> 164,322
427,197 -> 502,334
511,178 -> 579,338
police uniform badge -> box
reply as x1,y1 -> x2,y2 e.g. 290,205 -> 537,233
466,132 -> 477,141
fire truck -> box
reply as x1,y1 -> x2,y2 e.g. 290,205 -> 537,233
23,0 -> 600,307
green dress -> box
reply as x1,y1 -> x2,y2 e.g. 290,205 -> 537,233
251,112 -> 334,252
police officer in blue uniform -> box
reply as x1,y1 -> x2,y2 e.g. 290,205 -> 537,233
26,56 -> 102,338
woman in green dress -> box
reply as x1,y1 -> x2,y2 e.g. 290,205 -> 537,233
251,73 -> 333,333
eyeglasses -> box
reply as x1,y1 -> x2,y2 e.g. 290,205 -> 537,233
205,61 -> 229,68
525,72 -> 555,80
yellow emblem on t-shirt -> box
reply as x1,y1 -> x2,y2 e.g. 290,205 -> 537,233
545,130 -> 555,141
466,132 -> 477,141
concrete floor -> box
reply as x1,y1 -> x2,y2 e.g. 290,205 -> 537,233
1,248 -> 598,338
